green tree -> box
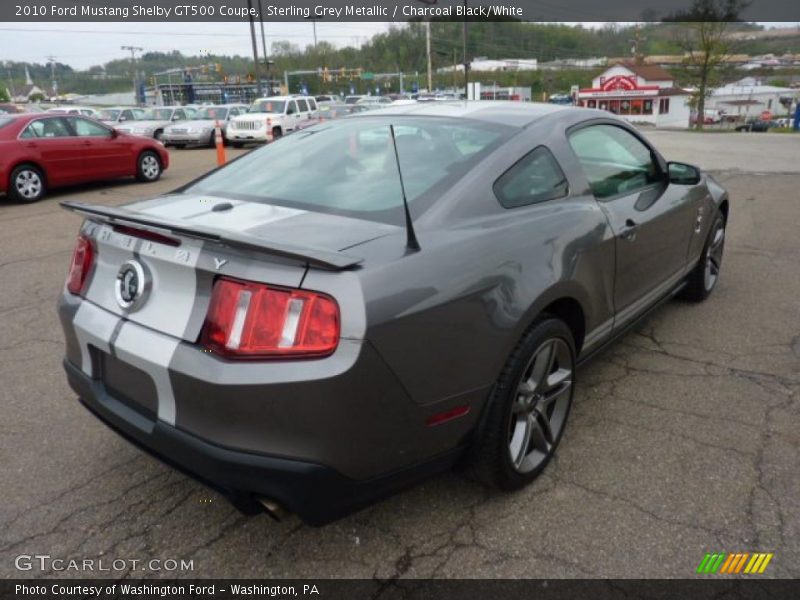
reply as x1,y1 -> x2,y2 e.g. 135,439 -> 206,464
669,0 -> 749,130
0,87 -> 10,102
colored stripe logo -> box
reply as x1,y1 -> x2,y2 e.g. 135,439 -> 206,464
697,552 -> 773,574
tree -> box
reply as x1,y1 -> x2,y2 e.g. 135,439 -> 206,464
668,0 -> 749,130
0,87 -> 10,102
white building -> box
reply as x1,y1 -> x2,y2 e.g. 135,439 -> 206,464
706,78 -> 798,119
439,57 -> 537,73
577,63 -> 691,128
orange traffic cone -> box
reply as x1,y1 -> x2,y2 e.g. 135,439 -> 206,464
214,120 -> 226,166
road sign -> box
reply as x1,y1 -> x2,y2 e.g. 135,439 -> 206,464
361,71 -> 374,80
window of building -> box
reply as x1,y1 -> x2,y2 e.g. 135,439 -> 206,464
643,100 -> 653,115
493,146 -> 569,208
587,100 -> 596,108
568,124 -> 661,200
659,98 -> 670,114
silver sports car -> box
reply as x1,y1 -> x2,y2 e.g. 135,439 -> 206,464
58,102 -> 728,524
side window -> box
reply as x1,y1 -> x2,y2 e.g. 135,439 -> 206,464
568,124 -> 661,200
68,117 -> 111,137
296,99 -> 309,112
174,109 -> 185,120
120,110 -> 134,121
494,146 -> 569,208
308,98 -> 317,111
20,118 -> 71,139
286,101 -> 297,115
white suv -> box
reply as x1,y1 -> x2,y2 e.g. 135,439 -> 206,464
228,96 -> 317,145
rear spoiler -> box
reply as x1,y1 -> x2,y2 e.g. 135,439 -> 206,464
60,201 -> 363,271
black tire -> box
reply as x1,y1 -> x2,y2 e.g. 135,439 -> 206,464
154,130 -> 164,142
8,164 -> 46,203
468,316 -> 576,490
173,144 -> 186,150
231,142 -> 244,149
135,151 -> 162,183
680,209 -> 725,302
272,127 -> 282,139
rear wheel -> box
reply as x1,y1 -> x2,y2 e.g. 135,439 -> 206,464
136,151 -> 162,183
469,316 -> 575,490
681,210 -> 725,302
8,164 -> 46,203
272,127 -> 282,140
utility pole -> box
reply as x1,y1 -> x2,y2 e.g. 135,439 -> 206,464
629,28 -> 646,66
426,21 -> 432,92
246,0 -> 262,96
6,63 -> 15,98
462,1 -> 469,99
46,55 -> 58,98
121,45 -> 143,105
257,0 -> 269,92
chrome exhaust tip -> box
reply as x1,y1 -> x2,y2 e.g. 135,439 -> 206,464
258,498 -> 290,521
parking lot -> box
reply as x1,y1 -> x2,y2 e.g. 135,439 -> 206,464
1,131 -> 798,579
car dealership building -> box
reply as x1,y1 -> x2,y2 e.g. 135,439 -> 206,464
577,63 -> 691,128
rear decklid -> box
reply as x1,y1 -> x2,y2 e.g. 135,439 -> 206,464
62,194 -> 396,343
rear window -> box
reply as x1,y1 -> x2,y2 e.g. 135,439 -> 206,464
186,117 -> 511,225
249,100 -> 285,114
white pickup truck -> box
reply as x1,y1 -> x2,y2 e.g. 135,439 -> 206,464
227,96 -> 318,146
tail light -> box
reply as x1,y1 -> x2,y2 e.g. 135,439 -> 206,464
200,277 -> 340,359
66,234 -> 95,295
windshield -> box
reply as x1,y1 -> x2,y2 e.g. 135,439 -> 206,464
249,100 -> 285,114
344,96 -> 361,104
140,108 -> 173,120
195,107 -> 229,120
99,109 -> 120,120
186,117 -> 509,224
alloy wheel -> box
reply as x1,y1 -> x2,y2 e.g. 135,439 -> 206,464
140,155 -> 160,180
508,337 -> 573,474
15,169 -> 43,200
704,221 -> 725,291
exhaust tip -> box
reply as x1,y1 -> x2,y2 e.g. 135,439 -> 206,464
259,497 -> 290,521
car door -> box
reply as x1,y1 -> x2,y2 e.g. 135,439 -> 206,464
296,98 -> 310,123
66,116 -> 132,179
285,100 -> 299,130
568,123 -> 698,328
18,117 -> 85,185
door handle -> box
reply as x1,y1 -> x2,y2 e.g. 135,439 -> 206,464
620,219 -> 638,241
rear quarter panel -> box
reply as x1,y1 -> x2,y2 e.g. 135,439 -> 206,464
359,115 -> 616,407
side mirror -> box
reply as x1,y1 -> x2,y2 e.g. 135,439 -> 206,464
667,161 -> 702,185
110,129 -> 119,138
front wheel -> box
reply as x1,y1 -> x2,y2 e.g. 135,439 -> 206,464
469,316 -> 575,490
136,151 -> 162,183
8,164 -> 46,203
680,210 -> 725,302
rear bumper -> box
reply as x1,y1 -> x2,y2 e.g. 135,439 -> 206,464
63,359 -> 460,524
162,132 -> 212,144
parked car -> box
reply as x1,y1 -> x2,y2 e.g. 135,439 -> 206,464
227,96 -> 317,146
295,103 -> 355,131
344,95 -> 366,105
356,96 -> 393,106
315,94 -> 341,104
161,104 -> 249,148
735,118 -> 770,132
57,103 -> 728,524
0,103 -> 25,114
47,106 -> 101,118
98,107 -> 146,126
115,106 -> 192,140
0,113 -> 168,203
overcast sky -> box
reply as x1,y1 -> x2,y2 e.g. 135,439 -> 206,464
0,21 -> 797,69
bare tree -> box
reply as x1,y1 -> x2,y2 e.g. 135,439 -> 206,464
668,0 -> 749,130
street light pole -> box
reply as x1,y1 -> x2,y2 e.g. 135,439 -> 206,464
463,1 -> 469,99
257,0 -> 270,92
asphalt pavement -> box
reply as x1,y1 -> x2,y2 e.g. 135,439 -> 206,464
0,133 -> 798,579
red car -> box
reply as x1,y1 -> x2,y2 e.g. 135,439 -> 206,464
0,113 -> 169,203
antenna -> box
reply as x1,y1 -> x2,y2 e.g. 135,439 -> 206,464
388,124 -> 421,252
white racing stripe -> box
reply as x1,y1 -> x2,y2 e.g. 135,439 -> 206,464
113,322 -> 181,426
72,302 -> 120,378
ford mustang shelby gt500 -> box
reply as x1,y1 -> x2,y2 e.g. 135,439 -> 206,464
58,102 -> 728,524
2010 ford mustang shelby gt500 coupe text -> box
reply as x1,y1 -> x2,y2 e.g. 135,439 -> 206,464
58,102 -> 728,524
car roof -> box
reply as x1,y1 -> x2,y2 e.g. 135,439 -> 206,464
349,100 -> 574,128
253,96 -> 310,101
